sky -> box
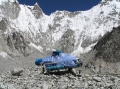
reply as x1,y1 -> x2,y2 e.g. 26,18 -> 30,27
18,0 -> 101,15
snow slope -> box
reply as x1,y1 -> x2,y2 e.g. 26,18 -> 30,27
0,0 -> 120,57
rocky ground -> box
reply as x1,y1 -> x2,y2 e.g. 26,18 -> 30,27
0,66 -> 120,89
0,49 -> 120,89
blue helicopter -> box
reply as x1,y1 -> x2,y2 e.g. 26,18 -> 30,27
35,50 -> 83,73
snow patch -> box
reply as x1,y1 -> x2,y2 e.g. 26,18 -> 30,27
0,51 -> 7,58
71,42 -> 97,56
29,43 -> 43,52
0,51 -> 14,60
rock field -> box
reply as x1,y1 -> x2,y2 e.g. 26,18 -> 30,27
0,66 -> 120,89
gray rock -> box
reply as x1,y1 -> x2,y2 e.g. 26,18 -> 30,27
7,84 -> 15,89
93,77 -> 101,82
88,81 -> 95,85
58,83 -> 67,89
11,68 -> 24,76
105,81 -> 113,87
84,82 -> 88,88
0,83 -> 6,89
63,77 -> 69,82
107,85 -> 118,89
42,83 -> 49,89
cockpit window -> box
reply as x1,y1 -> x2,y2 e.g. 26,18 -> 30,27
73,59 -> 80,64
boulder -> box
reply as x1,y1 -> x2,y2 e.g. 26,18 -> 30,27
11,68 -> 24,76
7,84 -> 15,89
93,77 -> 101,82
0,83 -> 6,89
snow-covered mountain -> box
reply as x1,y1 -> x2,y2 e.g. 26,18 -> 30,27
0,0 -> 120,59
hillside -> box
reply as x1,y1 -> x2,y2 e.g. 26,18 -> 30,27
81,26 -> 120,74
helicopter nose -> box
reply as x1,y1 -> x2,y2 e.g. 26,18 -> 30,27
35,58 -> 42,66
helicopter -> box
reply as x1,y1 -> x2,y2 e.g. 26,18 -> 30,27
35,50 -> 83,74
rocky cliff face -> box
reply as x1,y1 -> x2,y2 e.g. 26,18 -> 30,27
31,3 -> 43,19
82,26 -> 120,74
91,26 -> 120,74
56,29 -> 75,53
94,26 -> 120,63
7,32 -> 30,56
0,0 -> 20,20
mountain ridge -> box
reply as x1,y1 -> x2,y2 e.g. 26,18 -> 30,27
0,0 -> 120,59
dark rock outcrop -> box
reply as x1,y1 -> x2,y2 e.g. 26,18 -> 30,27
32,3 -> 43,19
80,26 -> 120,74
0,18 -> 7,31
7,32 -> 30,56
94,26 -> 120,63
58,29 -> 75,53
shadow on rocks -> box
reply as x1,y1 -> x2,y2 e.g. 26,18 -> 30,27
44,70 -> 77,76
